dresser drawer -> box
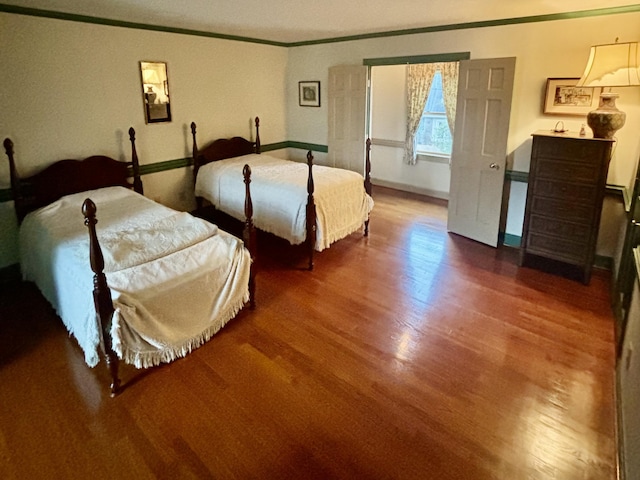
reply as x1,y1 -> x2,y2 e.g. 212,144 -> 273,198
529,196 -> 596,224
531,178 -> 597,203
525,232 -> 589,264
528,214 -> 591,240
534,137 -> 609,165
534,157 -> 601,183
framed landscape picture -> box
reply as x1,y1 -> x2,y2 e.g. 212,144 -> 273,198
543,78 -> 601,116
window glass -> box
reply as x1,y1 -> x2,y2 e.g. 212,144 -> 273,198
415,71 -> 453,157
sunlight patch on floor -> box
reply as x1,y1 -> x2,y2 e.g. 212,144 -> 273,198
394,223 -> 447,361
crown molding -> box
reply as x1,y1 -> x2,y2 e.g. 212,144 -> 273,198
1,4 -> 638,47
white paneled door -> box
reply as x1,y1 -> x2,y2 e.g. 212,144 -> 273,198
447,57 -> 516,247
328,65 -> 368,174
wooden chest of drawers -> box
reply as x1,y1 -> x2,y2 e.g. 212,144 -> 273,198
519,131 -> 614,284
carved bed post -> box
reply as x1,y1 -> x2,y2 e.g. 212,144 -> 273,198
3,138 -> 26,223
128,127 -> 144,195
364,138 -> 373,236
191,122 -> 200,178
243,164 -> 257,309
190,122 -> 204,211
306,151 -> 316,271
82,199 -> 121,397
254,117 -> 261,154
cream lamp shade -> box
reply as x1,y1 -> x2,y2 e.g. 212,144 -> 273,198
142,69 -> 161,85
575,41 -> 640,139
576,41 -> 640,88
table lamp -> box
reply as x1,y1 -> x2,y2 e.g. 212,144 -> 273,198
575,40 -> 640,139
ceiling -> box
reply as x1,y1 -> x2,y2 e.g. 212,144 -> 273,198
2,0 -> 636,44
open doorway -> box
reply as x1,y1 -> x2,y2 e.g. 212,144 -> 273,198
368,57 -> 515,247
369,63 -> 456,201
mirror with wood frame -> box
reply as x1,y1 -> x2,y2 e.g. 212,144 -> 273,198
140,61 -> 171,123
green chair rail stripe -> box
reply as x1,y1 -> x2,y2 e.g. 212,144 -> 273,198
286,142 -> 329,153
0,152 -> 628,202
139,157 -> 192,175
507,170 -> 529,183
262,142 -> 289,152
0,141 -> 305,201
2,4 -> 638,48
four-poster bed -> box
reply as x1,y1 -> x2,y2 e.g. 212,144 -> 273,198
3,129 -> 256,396
191,117 -> 373,270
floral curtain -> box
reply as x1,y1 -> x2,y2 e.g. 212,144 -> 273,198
404,63 -> 437,165
440,62 -> 459,134
404,62 -> 460,165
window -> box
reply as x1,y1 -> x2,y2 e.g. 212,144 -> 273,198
415,71 -> 453,157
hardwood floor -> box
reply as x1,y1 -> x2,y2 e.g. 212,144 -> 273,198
0,187 -> 616,479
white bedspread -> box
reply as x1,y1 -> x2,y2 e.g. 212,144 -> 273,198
19,186 -> 251,368
195,154 -> 374,251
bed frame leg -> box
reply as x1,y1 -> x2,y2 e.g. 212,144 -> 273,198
83,199 -> 121,396
243,165 -> 257,309
306,151 -> 316,271
364,138 -> 372,237
105,345 -> 121,396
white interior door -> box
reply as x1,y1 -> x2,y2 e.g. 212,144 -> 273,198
447,57 -> 516,247
328,65 -> 368,174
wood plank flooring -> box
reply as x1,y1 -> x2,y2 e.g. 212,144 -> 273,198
0,187 -> 616,479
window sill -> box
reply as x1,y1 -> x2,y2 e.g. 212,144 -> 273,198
416,153 -> 450,164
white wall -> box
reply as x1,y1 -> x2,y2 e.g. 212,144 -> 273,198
286,12 -> 640,239
0,13 -> 288,268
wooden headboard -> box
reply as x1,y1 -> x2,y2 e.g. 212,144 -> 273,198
191,117 -> 261,181
3,128 -> 144,222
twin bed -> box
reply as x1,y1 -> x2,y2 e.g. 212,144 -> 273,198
4,118 -> 373,395
191,117 -> 374,270
4,129 -> 255,396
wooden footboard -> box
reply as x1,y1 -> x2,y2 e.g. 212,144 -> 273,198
82,199 -> 121,397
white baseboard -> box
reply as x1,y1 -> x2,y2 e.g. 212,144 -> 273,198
371,179 -> 449,201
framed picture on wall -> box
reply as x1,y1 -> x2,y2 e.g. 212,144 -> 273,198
299,81 -> 321,107
543,78 -> 601,116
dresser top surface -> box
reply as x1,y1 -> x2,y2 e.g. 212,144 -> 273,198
532,130 -> 615,142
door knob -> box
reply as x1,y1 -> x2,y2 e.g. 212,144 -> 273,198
489,163 -> 500,170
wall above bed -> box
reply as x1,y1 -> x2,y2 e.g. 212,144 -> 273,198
0,11 -> 289,268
